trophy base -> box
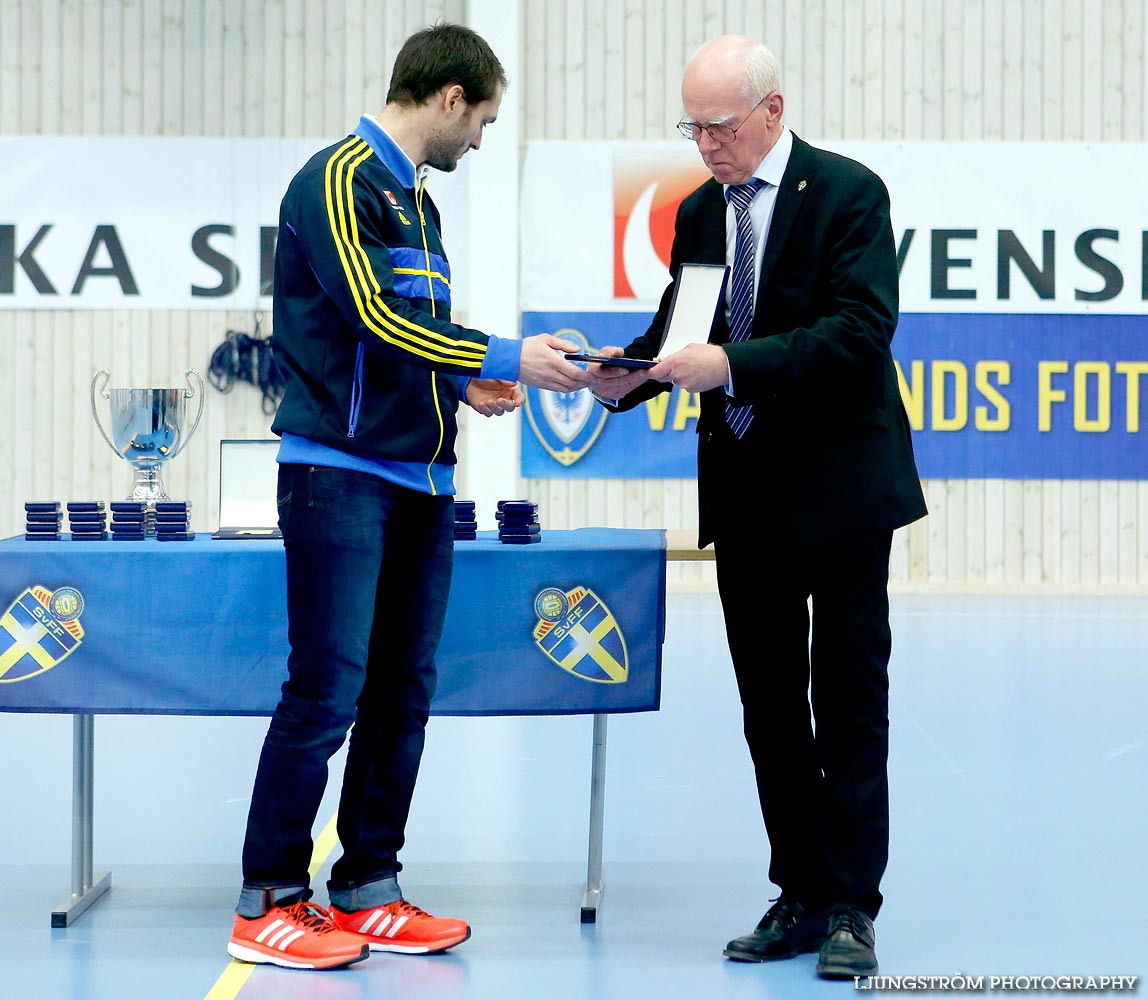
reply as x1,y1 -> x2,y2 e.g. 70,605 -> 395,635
124,468 -> 171,504
121,471 -> 168,535
124,486 -> 171,503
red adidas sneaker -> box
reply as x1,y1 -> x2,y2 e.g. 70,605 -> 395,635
228,900 -> 370,970
331,899 -> 471,954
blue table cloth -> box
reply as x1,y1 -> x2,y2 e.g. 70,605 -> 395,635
0,529 -> 665,716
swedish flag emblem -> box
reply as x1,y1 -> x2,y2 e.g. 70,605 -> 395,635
0,586 -> 85,684
532,586 -> 628,684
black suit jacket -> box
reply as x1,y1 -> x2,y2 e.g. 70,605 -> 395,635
613,133 -> 927,546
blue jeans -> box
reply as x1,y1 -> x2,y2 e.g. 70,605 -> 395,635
239,464 -> 454,914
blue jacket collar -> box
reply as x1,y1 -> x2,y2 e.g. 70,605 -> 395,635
353,114 -> 426,189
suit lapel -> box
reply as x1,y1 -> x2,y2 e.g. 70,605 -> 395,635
688,181 -> 729,343
696,180 -> 728,265
756,133 -> 813,305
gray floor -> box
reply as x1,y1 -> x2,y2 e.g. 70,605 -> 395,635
2,591 -> 1145,999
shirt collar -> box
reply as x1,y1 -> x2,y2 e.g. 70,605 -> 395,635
353,114 -> 430,189
724,124 -> 793,196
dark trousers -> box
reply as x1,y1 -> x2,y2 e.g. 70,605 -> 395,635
241,464 -> 454,896
713,527 -> 893,919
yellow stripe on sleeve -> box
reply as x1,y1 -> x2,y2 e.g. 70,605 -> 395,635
322,141 -> 486,368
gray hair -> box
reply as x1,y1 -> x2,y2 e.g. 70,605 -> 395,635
740,43 -> 781,102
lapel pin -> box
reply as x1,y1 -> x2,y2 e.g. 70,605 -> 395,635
797,179 -> 807,191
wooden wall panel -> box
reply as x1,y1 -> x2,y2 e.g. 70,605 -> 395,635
0,0 -> 1144,589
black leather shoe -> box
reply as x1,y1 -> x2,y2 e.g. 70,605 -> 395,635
816,904 -> 878,978
723,897 -> 827,962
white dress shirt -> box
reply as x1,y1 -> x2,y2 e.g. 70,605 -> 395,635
724,125 -> 793,393
724,124 -> 793,306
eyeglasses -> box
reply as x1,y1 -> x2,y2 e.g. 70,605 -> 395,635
676,95 -> 769,144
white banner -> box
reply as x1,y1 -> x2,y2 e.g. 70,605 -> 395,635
521,139 -> 1148,315
0,136 -> 470,310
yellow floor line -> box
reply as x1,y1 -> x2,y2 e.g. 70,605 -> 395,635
203,811 -> 340,1000
307,812 -> 341,881
203,961 -> 254,1000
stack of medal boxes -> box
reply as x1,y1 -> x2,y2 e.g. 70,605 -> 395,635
67,501 -> 108,540
20,500 -> 194,541
109,501 -> 152,540
24,501 -> 63,541
453,500 -> 477,541
497,499 -> 541,544
154,501 -> 194,541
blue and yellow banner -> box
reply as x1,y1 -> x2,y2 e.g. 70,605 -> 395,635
521,311 -> 1148,480
895,313 -> 1147,479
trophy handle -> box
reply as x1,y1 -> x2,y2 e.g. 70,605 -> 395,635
168,368 -> 206,460
90,369 -> 121,457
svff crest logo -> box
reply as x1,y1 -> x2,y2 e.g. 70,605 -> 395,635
613,150 -> 710,299
532,586 -> 628,684
0,585 -> 85,683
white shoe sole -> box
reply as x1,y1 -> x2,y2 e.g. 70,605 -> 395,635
227,940 -> 369,970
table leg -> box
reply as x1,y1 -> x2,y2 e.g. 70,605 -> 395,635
580,713 -> 607,923
51,713 -> 111,927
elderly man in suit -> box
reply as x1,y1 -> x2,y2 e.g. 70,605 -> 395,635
588,35 -> 926,980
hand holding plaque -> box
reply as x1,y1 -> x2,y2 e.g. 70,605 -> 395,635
566,263 -> 730,367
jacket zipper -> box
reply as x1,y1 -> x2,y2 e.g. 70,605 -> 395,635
415,176 -> 446,494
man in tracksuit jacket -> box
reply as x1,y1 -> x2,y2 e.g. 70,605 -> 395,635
227,24 -> 589,971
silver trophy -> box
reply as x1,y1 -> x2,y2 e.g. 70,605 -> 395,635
91,369 -> 205,503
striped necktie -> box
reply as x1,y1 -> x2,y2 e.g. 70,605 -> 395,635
725,179 -> 764,439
